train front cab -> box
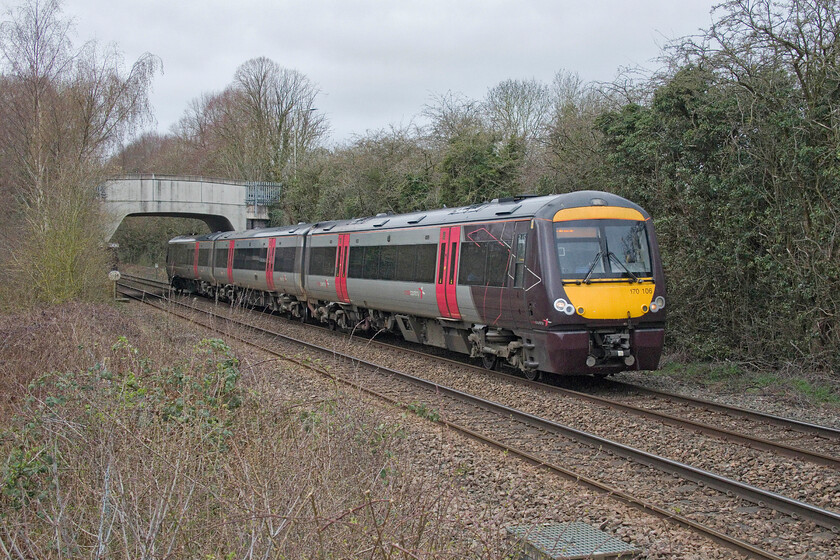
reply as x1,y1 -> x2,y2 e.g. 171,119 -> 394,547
529,203 -> 666,376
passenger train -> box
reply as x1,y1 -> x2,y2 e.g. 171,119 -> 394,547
166,191 -> 666,377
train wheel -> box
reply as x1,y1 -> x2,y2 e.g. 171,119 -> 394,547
481,353 -> 498,371
524,369 -> 540,381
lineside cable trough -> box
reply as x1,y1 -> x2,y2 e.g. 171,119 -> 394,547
507,522 -> 641,560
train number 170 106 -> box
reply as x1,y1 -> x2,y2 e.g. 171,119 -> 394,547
630,287 -> 654,295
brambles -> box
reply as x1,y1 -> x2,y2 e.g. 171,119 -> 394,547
0,304 -> 498,558
407,401 -> 442,423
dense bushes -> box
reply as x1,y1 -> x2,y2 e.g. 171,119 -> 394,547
595,0 -> 840,372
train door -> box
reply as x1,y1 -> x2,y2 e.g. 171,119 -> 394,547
192,242 -> 200,278
435,226 -> 461,319
226,240 -> 235,284
266,238 -> 277,291
511,221 -> 532,328
334,234 -> 350,303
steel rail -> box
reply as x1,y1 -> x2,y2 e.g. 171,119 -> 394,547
512,377 -> 840,469
120,274 -> 169,290
118,282 -> 837,555
606,379 -> 840,439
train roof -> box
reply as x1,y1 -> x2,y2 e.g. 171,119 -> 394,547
169,234 -> 207,243
213,223 -> 312,240
308,191 -> 648,234
168,224 -> 312,244
168,191 -> 648,243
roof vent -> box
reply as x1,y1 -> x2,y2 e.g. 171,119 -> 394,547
498,194 -> 539,203
496,204 -> 522,216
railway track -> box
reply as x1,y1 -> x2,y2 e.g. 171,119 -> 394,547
344,329 -> 840,470
118,275 -> 840,559
122,274 -> 840,470
600,380 -> 840,456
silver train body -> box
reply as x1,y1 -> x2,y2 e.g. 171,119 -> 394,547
167,192 -> 667,376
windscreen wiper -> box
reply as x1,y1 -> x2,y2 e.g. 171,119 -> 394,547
607,251 -> 641,283
582,250 -> 603,284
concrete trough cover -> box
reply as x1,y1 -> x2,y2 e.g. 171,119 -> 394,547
506,522 -> 640,560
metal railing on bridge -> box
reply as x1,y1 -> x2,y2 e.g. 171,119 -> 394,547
245,182 -> 282,205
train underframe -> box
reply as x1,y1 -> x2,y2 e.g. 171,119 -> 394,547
170,277 -> 661,377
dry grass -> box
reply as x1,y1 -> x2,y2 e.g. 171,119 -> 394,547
0,303 -> 506,558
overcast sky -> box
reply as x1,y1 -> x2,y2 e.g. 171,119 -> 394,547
45,0 -> 716,145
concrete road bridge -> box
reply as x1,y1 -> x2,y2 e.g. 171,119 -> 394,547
99,174 -> 281,240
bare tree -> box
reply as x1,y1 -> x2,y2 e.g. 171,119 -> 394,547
542,70 -> 609,191
707,0 -> 840,120
207,57 -> 328,182
170,90 -> 238,175
422,91 -> 484,143
0,0 -> 158,306
0,0 -> 71,209
483,78 -> 553,143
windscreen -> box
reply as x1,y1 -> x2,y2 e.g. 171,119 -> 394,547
555,219 -> 652,280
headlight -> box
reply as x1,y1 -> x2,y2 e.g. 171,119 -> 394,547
649,296 -> 666,313
553,298 -> 576,316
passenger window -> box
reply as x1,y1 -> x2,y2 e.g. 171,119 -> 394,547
348,246 -> 364,278
380,246 -> 397,280
437,243 -> 447,284
514,233 -> 527,288
459,242 -> 486,286
363,246 -> 381,279
309,246 -> 337,276
415,244 -> 437,283
215,248 -> 228,268
274,247 -> 296,273
395,248 -> 416,281
448,242 -> 458,285
486,242 -> 509,287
